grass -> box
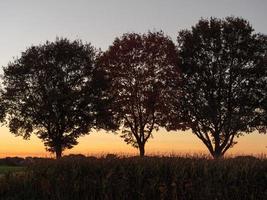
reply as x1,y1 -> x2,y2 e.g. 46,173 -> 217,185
0,156 -> 266,200
0,165 -> 25,175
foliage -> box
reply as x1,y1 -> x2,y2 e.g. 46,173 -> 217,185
100,31 -> 180,156
0,156 -> 266,200
2,38 -> 115,158
254,41 -> 267,133
168,17 -> 267,158
0,166 -> 25,175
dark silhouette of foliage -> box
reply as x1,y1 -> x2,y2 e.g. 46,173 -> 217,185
167,17 -> 267,159
1,156 -> 267,200
0,97 -> 5,123
100,31 -> 180,156
254,42 -> 267,133
2,38 -> 115,159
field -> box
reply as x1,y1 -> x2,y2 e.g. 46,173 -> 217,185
0,166 -> 25,175
0,156 -> 266,200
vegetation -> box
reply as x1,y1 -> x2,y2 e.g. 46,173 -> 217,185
100,31 -> 181,156
0,11 -> 266,200
0,16 -> 265,159
2,38 -> 116,159
255,51 -> 267,133
0,156 -> 266,200
166,17 -> 267,159
0,166 -> 24,175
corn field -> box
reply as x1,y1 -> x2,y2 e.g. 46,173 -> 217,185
0,156 -> 266,200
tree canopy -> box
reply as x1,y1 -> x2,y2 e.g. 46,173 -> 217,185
167,17 -> 267,158
0,16 -> 266,159
255,52 -> 267,133
100,31 -> 180,156
2,38 -> 115,158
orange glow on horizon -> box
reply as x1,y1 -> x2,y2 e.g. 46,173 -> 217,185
0,127 -> 266,158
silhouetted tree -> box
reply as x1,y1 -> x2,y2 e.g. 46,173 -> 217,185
0,91 -> 6,123
255,52 -> 267,133
100,32 -> 180,156
168,17 -> 267,159
2,38 -> 115,159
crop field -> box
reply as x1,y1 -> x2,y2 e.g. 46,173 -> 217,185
0,156 -> 266,200
0,166 -> 25,175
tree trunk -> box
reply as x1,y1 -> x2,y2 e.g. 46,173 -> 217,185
139,143 -> 145,157
55,147 -> 62,159
212,133 -> 223,159
212,150 -> 223,159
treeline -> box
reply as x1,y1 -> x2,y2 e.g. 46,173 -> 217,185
0,16 -> 266,159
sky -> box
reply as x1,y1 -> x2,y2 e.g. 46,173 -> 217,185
0,0 -> 266,157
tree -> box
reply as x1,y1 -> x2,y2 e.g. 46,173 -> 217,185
168,17 -> 267,159
100,32 -> 180,156
2,38 -> 115,159
0,92 -> 6,123
255,52 -> 267,133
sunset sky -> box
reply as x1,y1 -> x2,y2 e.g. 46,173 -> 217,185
0,0 -> 266,157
